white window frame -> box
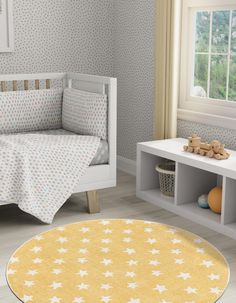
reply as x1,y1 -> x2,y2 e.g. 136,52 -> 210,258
178,0 -> 236,130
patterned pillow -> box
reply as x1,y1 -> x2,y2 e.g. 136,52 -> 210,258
0,89 -> 63,134
62,88 -> 107,140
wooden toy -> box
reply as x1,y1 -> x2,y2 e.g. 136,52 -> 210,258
183,134 -> 230,160
208,187 -> 222,214
198,194 -> 209,209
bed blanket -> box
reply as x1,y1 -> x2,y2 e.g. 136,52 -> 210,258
0,133 -> 100,223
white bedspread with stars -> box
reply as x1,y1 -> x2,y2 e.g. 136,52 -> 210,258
0,133 -> 100,223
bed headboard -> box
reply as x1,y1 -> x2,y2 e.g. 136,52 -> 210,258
0,72 -> 117,174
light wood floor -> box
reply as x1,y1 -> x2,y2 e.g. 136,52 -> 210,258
1,171 -> 236,302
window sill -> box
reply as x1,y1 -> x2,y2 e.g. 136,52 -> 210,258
177,108 -> 236,131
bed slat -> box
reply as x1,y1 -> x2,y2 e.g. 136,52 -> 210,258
1,81 -> 6,92
13,80 -> 17,91
24,80 -> 29,90
35,80 -> 40,90
46,79 -> 50,89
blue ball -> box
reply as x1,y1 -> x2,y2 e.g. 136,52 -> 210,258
198,194 -> 209,209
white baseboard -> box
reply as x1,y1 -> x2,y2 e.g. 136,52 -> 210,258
117,156 -> 136,176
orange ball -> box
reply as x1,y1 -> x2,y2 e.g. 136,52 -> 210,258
208,187 -> 222,214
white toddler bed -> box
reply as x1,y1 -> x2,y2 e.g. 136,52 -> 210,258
0,72 -> 117,221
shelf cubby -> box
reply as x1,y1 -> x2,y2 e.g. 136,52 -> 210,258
137,138 -> 236,240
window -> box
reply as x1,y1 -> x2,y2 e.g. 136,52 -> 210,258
179,0 -> 236,126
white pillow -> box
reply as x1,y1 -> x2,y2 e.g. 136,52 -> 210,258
0,89 -> 62,134
62,88 -> 107,140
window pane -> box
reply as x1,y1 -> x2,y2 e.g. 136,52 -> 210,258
195,12 -> 210,52
231,11 -> 236,53
212,11 -> 230,53
229,56 -> 236,101
210,55 -> 227,100
193,54 -> 208,97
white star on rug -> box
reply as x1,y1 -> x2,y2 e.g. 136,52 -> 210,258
100,220 -> 110,225
52,269 -> 62,275
77,270 -> 88,277
34,235 -> 44,241
153,284 -> 167,293
177,272 -> 191,280
171,239 -> 182,244
127,260 -> 138,266
77,283 -> 89,290
77,258 -> 87,264
201,260 -> 214,268
193,238 -> 204,243
103,271 -> 113,277
124,248 -> 136,255
104,229 -> 113,234
166,228 -> 177,234
33,258 -> 43,264
73,297 -> 84,303
123,237 -> 132,243
57,237 -> 68,244
144,228 -> 153,233
50,296 -> 61,303
24,281 -> 34,287
7,269 -> 16,275
128,298 -> 140,303
101,239 -> 112,244
208,273 -> 220,281
101,259 -> 112,266
80,227 -> 90,233
50,282 -> 62,290
101,296 -> 111,302
10,257 -> 19,264
27,270 -> 38,276
54,259 -> 65,265
126,272 -> 136,277
184,287 -> 197,294
149,260 -> 160,266
57,248 -> 68,254
81,238 -> 90,243
128,282 -> 138,289
30,246 -> 42,253
210,287 -> 221,295
78,248 -> 88,254
101,284 -> 112,290
175,259 -> 185,265
171,249 -> 182,255
101,247 -> 110,253
149,249 -> 160,255
123,229 -> 133,234
152,270 -> 162,277
146,238 -> 157,244
196,248 -> 205,254
22,295 -> 33,302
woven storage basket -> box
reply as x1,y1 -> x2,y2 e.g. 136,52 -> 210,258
155,161 -> 175,197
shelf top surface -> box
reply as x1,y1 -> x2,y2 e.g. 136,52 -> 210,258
138,138 -> 236,178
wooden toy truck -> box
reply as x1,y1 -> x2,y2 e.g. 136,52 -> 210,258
183,134 -> 230,160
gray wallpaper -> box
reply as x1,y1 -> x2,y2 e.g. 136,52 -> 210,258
114,0 -> 155,161
0,0 -> 114,76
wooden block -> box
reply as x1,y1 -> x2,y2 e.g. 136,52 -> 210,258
35,79 -> 40,90
46,79 -> 50,89
1,81 -> 6,92
13,80 -> 17,91
86,191 -> 100,214
24,80 -> 29,90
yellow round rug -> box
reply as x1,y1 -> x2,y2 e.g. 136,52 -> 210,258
7,219 -> 229,303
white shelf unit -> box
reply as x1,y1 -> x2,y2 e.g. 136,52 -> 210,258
136,138 -> 236,240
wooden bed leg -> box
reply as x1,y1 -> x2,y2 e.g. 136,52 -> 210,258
86,191 -> 100,214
